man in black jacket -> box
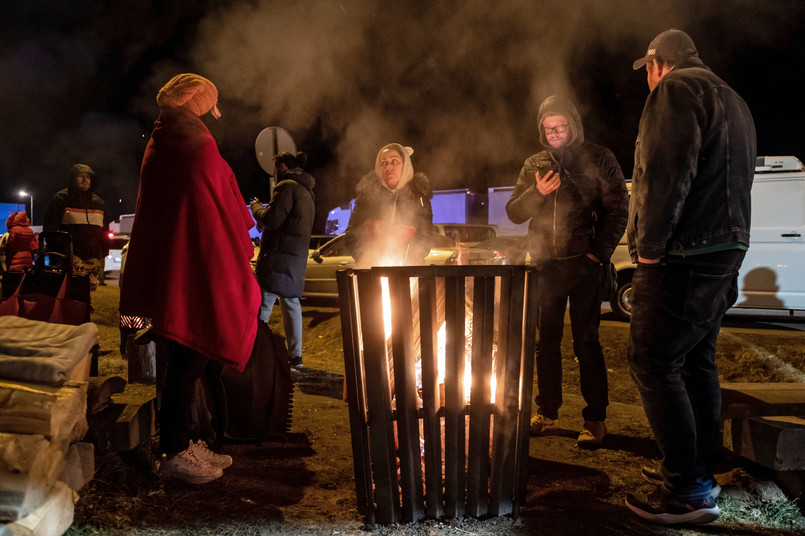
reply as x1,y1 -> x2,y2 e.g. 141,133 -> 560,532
44,163 -> 109,305
506,95 -> 628,448
625,29 -> 756,525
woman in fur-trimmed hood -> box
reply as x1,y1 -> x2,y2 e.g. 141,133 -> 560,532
344,143 -> 434,268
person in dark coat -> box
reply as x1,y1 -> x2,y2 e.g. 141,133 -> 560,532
4,211 -> 38,271
625,29 -> 756,525
43,163 -> 109,304
506,95 -> 628,448
250,151 -> 316,369
344,143 -> 433,268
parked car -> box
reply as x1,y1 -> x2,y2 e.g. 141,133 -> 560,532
610,156 -> 805,321
432,223 -> 497,247
104,233 -> 130,274
309,234 -> 334,251
470,235 -> 529,265
303,233 -> 458,298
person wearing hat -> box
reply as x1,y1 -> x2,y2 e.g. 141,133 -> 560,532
625,30 -> 756,524
120,73 -> 261,484
506,95 -> 628,449
344,143 -> 434,268
44,163 -> 109,305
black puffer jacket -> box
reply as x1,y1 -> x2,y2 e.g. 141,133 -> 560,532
344,171 -> 433,267
252,168 -> 316,297
506,97 -> 628,264
43,164 -> 108,260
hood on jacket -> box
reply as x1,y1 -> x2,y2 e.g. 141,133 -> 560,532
374,143 -> 415,191
5,211 -> 30,229
283,168 -> 316,191
67,164 -> 98,194
538,95 -> 585,151
357,171 -> 433,201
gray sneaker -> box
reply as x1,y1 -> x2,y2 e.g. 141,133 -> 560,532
641,465 -> 721,499
160,447 -> 223,484
190,439 -> 233,469
626,486 -> 719,525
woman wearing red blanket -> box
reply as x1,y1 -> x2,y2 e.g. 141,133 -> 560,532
120,74 -> 260,484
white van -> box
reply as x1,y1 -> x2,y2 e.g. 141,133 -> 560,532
610,156 -> 805,321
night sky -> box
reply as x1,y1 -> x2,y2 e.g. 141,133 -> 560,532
2,0 -> 804,232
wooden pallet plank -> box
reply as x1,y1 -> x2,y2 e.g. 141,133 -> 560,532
390,275 -> 425,523
443,275 -> 466,518
418,276 -> 444,520
467,276 -> 494,518
357,272 -> 400,524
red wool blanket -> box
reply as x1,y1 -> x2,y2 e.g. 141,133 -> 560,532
120,108 -> 259,371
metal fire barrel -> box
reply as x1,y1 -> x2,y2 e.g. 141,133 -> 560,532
337,265 -> 538,525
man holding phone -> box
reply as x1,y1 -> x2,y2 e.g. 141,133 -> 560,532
506,95 -> 628,448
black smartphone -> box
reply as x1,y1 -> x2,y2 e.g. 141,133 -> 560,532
537,164 -> 559,176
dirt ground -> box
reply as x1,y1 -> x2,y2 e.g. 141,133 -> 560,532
68,278 -> 805,535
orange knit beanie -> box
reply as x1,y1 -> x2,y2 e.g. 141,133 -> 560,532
156,73 -> 221,118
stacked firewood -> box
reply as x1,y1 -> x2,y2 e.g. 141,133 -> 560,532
0,377 -> 93,535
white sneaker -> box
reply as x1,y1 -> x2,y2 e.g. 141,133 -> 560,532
190,439 -> 233,468
160,446 -> 223,484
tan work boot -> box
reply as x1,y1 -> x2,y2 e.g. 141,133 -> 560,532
577,420 -> 607,448
529,414 -> 558,436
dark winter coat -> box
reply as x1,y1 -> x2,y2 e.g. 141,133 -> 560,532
344,171 -> 433,267
43,164 -> 109,260
628,57 -> 757,260
506,97 -> 628,264
4,211 -> 38,271
253,168 -> 316,297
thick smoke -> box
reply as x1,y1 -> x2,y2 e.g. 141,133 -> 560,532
191,0 -> 576,198
187,0 -> 803,210
2,0 -> 804,226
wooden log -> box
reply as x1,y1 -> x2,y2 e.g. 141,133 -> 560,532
85,376 -> 126,415
126,336 -> 156,383
721,382 -> 805,418
0,381 -> 88,446
2,481 -> 75,536
58,442 -> 94,492
726,416 -> 805,471
0,434 -> 64,523
111,393 -> 156,451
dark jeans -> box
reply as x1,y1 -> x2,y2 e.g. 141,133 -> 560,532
535,256 -> 608,422
157,337 -> 226,456
628,249 -> 744,502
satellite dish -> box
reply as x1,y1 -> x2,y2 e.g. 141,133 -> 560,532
255,127 -> 296,174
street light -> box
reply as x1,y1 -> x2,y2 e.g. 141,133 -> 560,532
18,190 -> 33,224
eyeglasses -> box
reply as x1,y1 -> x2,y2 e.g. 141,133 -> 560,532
544,124 -> 569,135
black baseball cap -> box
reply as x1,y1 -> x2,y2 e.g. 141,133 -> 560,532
633,28 -> 698,70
